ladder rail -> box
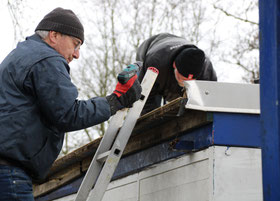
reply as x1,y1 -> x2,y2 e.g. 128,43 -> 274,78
74,67 -> 159,201
74,110 -> 127,201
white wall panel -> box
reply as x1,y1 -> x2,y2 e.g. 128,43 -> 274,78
54,146 -> 262,201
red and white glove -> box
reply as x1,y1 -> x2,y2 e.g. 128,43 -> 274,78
106,72 -> 142,115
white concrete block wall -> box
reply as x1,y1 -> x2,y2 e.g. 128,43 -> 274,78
54,146 -> 263,201
210,146 -> 263,201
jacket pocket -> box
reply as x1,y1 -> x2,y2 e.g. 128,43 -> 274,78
27,129 -> 64,180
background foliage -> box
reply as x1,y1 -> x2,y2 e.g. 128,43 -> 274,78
3,0 -> 259,155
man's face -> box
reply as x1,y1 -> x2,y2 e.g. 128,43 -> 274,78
173,62 -> 195,87
49,32 -> 82,63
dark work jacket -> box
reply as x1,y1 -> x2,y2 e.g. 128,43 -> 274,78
136,33 -> 217,114
0,34 -> 111,180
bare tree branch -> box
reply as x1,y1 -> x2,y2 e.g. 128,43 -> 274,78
213,4 -> 258,25
4,0 -> 257,155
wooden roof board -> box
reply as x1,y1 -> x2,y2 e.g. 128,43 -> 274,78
33,97 -> 212,197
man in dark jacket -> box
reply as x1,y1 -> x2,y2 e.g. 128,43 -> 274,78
136,33 -> 217,114
0,8 -> 141,200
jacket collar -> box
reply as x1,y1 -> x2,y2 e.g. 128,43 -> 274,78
26,33 -> 45,43
25,34 -> 70,73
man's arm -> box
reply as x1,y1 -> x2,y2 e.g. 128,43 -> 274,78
23,57 -> 111,132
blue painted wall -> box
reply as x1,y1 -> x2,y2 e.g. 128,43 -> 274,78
259,0 -> 280,200
36,112 -> 261,201
212,113 -> 261,148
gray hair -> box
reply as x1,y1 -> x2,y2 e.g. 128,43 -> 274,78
35,30 -> 49,39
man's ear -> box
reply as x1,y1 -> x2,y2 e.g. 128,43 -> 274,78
48,31 -> 59,45
42,31 -> 60,49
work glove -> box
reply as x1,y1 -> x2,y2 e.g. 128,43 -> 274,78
106,64 -> 142,115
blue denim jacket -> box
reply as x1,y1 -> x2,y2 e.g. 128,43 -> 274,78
0,34 -> 111,180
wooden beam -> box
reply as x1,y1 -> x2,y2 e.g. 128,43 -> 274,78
33,163 -> 81,197
47,137 -> 101,176
33,98 -> 212,197
124,110 -> 210,155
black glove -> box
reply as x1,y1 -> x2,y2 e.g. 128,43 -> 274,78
106,74 -> 142,115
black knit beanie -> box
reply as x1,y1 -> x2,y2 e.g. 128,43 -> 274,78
174,48 -> 205,78
35,7 -> 84,43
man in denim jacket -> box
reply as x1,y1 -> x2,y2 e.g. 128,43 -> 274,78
0,8 -> 141,200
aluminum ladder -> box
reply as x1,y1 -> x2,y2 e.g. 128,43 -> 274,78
74,67 -> 159,201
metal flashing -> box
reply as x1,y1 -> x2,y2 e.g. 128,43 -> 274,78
184,81 -> 260,114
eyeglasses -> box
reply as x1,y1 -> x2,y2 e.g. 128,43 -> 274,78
70,36 -> 82,51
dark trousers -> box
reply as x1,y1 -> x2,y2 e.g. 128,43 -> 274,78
0,165 -> 34,201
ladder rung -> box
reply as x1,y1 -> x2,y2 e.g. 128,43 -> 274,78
97,151 -> 110,162
97,147 -> 122,163
74,68 -> 159,201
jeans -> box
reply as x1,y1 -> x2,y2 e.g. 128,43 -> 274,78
0,165 -> 34,201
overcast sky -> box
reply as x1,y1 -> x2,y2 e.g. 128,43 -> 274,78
0,5 -> 14,62
0,0 -> 259,152
0,0 -> 83,61
0,0 -> 258,83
